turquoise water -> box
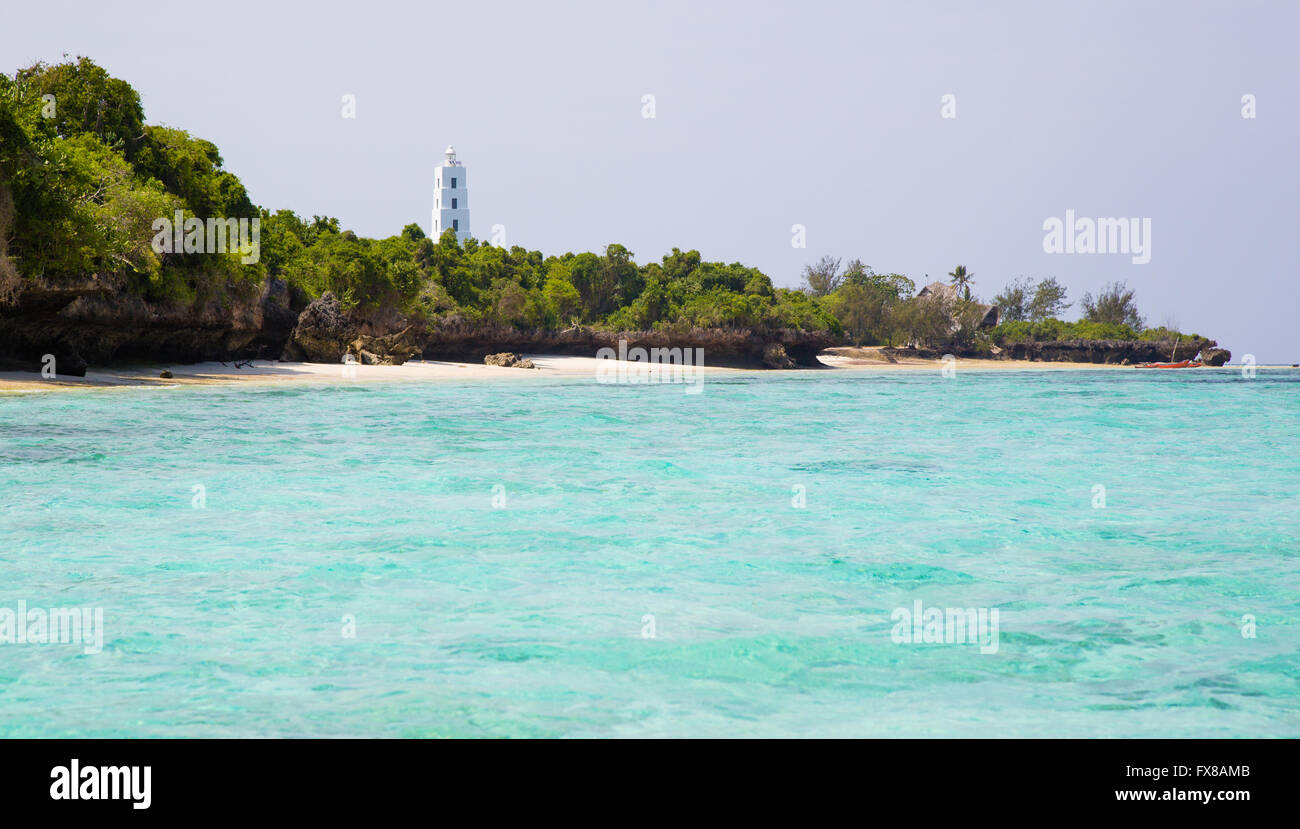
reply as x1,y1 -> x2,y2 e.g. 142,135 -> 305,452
1,368 -> 1297,737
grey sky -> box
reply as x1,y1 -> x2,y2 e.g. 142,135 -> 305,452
4,0 -> 1296,360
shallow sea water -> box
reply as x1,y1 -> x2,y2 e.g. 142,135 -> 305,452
1,368 -> 1296,737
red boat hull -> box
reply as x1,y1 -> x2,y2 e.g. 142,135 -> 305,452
1136,360 -> 1202,369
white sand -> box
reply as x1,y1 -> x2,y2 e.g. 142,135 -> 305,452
0,354 -> 737,391
0,350 -> 1249,391
816,353 -> 1131,371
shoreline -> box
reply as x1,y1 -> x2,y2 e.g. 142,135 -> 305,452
0,352 -> 1273,392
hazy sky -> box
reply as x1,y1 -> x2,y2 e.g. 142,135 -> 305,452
4,1 -> 1297,360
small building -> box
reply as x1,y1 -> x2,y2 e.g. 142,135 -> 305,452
917,281 -> 1001,328
431,145 -> 470,243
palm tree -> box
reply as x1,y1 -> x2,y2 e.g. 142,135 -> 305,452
948,265 -> 974,301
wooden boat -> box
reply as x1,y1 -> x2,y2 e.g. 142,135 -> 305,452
1135,359 -> 1203,368
1135,336 -> 1204,368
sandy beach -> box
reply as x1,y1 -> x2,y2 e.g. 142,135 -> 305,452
0,354 -> 736,391
816,346 -> 1134,371
0,348 -> 1244,392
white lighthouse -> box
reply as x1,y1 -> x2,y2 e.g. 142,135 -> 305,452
432,145 -> 470,243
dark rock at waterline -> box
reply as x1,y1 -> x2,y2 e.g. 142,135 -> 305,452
484,352 -> 536,369
996,337 -> 1221,365
417,319 -> 840,368
0,346 -> 88,377
2,288 -> 835,372
42,347 -> 88,377
1,276 -> 1233,374
57,350 -> 88,377
2,274 -> 841,371
280,294 -> 427,366
761,343 -> 797,369
350,326 -> 424,365
252,277 -> 299,357
159,370 -> 173,379
1200,347 -> 1231,367
0,275 -> 303,369
281,292 -> 353,362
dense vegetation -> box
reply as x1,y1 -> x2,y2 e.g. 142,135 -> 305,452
1,57 -> 1204,357
0,58 -> 256,304
987,279 -> 1200,346
807,256 -> 1200,352
0,58 -> 838,338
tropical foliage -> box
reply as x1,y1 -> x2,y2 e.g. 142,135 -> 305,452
993,276 -> 1071,323
0,58 -> 1201,354
1080,281 -> 1145,330
0,58 -> 839,337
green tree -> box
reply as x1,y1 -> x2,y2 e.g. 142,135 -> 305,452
841,259 -> 871,284
0,56 -> 877,344
566,251 -> 607,320
492,278 -> 529,326
825,267 -> 916,344
992,278 -> 1031,322
743,272 -> 775,297
602,243 -> 642,311
801,255 -> 842,297
892,293 -> 954,348
827,283 -> 888,344
660,247 -> 700,282
134,125 -> 253,218
18,57 -> 146,162
543,272 -> 582,325
1027,276 -> 1070,321
947,264 -> 974,301
1081,281 -> 1144,330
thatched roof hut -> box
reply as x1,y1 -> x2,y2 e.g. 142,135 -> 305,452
916,281 -> 1000,328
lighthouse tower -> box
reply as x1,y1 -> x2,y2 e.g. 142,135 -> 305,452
432,145 -> 470,243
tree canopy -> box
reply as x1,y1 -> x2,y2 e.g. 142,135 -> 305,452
0,57 -> 840,337
1,57 -> 1198,354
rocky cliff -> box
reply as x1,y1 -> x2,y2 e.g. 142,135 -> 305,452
1,282 -> 842,374
997,337 -> 1230,366
4,278 -> 1229,374
0,275 -> 297,376
884,338 -> 1230,366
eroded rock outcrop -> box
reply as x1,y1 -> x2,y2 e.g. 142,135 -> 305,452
1200,347 -> 1231,367
484,352 -> 536,369
0,274 -> 297,375
997,337 -> 1221,365
281,292 -> 353,362
350,326 -> 424,365
760,343 -> 797,369
977,335 -> 1227,366
281,294 -> 429,365
416,319 -> 841,368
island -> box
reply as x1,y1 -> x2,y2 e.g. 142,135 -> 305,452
0,58 -> 1228,379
